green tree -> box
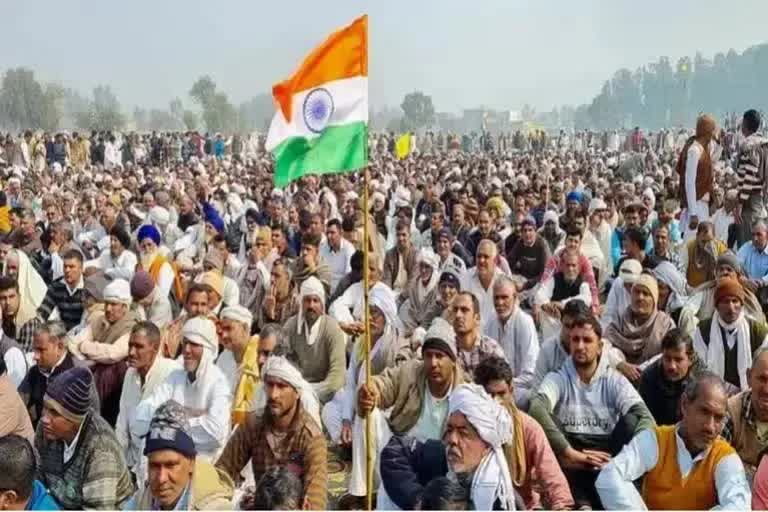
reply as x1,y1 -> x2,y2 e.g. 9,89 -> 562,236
40,83 -> 64,132
182,110 -> 199,130
0,68 -> 45,130
89,85 -> 125,131
400,91 -> 435,131
189,76 -> 237,132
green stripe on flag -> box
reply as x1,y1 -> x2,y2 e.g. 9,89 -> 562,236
272,121 -> 368,188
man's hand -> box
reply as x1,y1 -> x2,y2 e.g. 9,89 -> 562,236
357,383 -> 379,417
561,447 -> 610,471
542,303 -> 561,319
616,362 -> 642,384
340,419 -> 353,446
340,322 -> 365,336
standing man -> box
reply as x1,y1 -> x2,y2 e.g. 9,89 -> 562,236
736,109 -> 768,245
677,114 -> 718,240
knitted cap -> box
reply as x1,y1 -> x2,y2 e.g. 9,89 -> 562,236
715,277 -> 745,304
130,270 -> 155,301
633,274 -> 659,307
716,252 -> 742,274
438,271 -> 461,290
422,317 -> 457,361
44,367 -> 93,422
144,400 -> 196,458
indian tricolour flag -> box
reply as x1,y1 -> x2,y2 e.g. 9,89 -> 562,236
266,15 -> 368,188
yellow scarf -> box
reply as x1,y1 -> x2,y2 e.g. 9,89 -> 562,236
231,336 -> 261,425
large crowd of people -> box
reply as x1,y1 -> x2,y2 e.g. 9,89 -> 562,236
0,108 -> 765,510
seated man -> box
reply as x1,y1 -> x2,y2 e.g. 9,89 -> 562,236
737,220 -> 768,306
322,287 -> 410,505
534,248 -> 592,341
162,283 -> 218,359
506,216 -> 550,296
0,435 -> 60,510
540,227 -> 601,313
0,357 -> 34,443
116,322 -> 178,479
283,277 -> 346,404
602,258 -> 642,329
483,276 -> 539,407
382,220 -> 417,297
722,347 -> 768,480
398,249 -> 442,334
130,270 -> 173,327
435,227 -> 469,274
693,277 -> 768,391
67,278 -> 138,426
83,225 -> 137,281
460,239 -> 506,327
639,329 -> 704,425
36,367 -> 134,509
132,317 -> 232,461
36,249 -> 85,331
357,319 -> 466,508
215,355 -> 327,510
125,400 -> 234,510
533,299 -> 628,392
681,221 -> 728,288
0,273 -> 43,355
451,291 -> 506,379
528,314 -> 655,509
247,467 -> 305,511
475,357 -> 574,510
379,383 -> 517,510
596,372 -> 750,510
20,321 -> 74,427
604,274 -> 675,381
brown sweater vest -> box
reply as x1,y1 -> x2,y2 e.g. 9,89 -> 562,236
677,136 -> 714,209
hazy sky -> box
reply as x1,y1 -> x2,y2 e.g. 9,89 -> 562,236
4,1 -> 768,114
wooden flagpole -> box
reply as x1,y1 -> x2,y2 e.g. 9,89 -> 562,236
362,167 -> 374,511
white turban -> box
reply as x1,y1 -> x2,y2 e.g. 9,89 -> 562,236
417,248 -> 440,270
297,277 -> 326,345
103,279 -> 132,305
369,285 -> 401,333
220,305 -> 253,327
448,384 -> 514,511
181,317 -> 218,354
149,206 -> 171,226
258,356 -> 321,428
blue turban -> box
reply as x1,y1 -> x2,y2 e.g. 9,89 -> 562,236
202,203 -> 225,234
137,225 -> 161,246
566,191 -> 583,203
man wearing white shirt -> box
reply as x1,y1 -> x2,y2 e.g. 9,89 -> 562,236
482,276 -> 538,407
132,317 -> 231,460
115,321 -> 178,478
319,219 -> 355,295
84,226 -> 137,281
460,239 -> 505,328
596,372 -> 750,510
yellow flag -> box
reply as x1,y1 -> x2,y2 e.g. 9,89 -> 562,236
395,133 -> 410,159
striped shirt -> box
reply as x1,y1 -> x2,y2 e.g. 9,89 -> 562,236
37,278 -> 85,331
736,134 -> 768,201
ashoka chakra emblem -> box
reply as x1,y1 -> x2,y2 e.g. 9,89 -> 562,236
303,88 -> 334,133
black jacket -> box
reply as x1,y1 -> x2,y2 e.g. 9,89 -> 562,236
380,436 -> 448,510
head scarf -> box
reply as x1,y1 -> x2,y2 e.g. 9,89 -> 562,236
416,248 -> 441,299
296,277 -> 326,346
181,317 -> 220,393
256,356 -> 321,428
5,249 -> 46,326
651,261 -> 688,312
447,384 -> 514,511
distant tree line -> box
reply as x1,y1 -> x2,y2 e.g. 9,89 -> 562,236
0,68 -> 275,133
